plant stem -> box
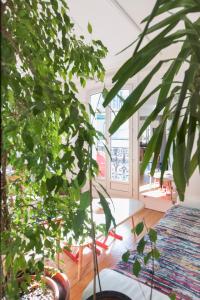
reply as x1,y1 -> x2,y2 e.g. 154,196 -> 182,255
143,219 -> 154,300
0,147 -> 10,298
150,241 -> 154,300
89,177 -> 97,300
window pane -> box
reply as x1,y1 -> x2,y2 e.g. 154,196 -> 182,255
110,90 -> 129,182
91,93 -> 106,178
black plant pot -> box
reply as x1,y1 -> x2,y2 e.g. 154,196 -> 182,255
86,291 -> 131,300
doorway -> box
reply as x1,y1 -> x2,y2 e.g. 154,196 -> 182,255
90,89 -> 139,198
138,114 -> 176,212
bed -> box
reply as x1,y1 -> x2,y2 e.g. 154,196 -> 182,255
83,205 -> 200,300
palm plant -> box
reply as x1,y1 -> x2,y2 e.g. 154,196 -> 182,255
104,0 -> 200,201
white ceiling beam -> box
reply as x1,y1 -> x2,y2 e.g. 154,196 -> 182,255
108,0 -> 150,41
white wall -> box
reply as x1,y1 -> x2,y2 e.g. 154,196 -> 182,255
183,169 -> 200,209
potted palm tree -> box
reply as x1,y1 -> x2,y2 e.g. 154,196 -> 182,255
102,1 -> 200,299
103,0 -> 200,201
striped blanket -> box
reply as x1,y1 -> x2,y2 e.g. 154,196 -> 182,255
113,205 -> 200,300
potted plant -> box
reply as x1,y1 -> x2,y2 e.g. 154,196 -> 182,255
86,291 -> 131,300
1,0 -> 111,299
102,1 -> 199,299
103,0 -> 200,201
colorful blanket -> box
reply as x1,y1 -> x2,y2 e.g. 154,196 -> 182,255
113,205 -> 200,300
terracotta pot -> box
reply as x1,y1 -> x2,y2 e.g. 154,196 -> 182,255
17,269 -> 70,300
45,267 -> 70,300
18,275 -> 59,300
86,291 -> 131,300
32,275 -> 60,300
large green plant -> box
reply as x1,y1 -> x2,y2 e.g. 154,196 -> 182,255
104,0 -> 200,200
1,1 -> 108,298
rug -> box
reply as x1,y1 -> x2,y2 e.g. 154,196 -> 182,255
113,205 -> 200,300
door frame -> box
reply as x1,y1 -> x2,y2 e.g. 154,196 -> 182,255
87,85 -> 139,199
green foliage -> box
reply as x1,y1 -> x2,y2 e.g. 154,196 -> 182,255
1,0 -> 107,298
133,221 -> 144,236
88,22 -> 93,34
169,293 -> 177,300
104,0 -> 200,200
122,250 -> 130,263
137,237 -> 146,254
97,191 -> 116,233
122,220 -> 160,283
148,228 -> 157,243
132,259 -> 141,277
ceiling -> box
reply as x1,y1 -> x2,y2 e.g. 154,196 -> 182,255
67,0 -> 157,71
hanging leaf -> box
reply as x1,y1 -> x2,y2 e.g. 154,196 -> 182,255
134,222 -> 144,236
109,61 -> 165,133
122,250 -> 130,263
148,228 -> 157,243
137,237 -> 146,254
87,22 -> 93,34
46,176 -> 58,192
97,191 -> 116,233
80,191 -> 90,210
133,259 -> 141,277
22,130 -> 34,152
169,293 -> 177,300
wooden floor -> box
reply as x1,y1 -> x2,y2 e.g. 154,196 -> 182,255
49,208 -> 164,300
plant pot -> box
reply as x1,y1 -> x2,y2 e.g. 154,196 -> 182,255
17,268 -> 70,300
44,267 -> 70,300
86,291 -> 131,300
20,275 -> 59,300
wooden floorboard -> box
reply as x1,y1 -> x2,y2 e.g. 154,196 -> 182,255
49,208 -> 164,300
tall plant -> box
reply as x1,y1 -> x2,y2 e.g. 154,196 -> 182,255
1,0 -> 108,298
104,0 -> 200,200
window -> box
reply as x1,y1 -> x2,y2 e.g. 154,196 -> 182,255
90,87 -> 139,198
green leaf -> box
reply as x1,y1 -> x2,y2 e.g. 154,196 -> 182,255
189,150 -> 198,177
148,228 -> 157,243
111,22 -> 178,86
150,122 -> 167,176
109,61 -> 164,133
142,1 -> 195,23
37,260 -> 44,271
156,41 -> 190,105
77,170 -> 86,187
132,0 -> 160,56
134,222 -> 144,236
46,176 -> 57,192
139,86 -> 180,138
132,259 -> 141,277
137,237 -> 146,254
144,252 -> 152,265
140,127 -> 160,175
152,248 -> 160,260
80,191 -> 90,210
73,210 -> 86,239
44,239 -> 52,248
22,130 -> 34,151
184,17 -> 200,62
184,92 -> 198,182
146,7 -> 199,35
169,293 -> 177,300
98,191 -> 116,233
161,62 -> 196,184
87,22 -> 92,34
122,250 -> 130,263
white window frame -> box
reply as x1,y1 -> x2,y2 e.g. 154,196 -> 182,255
88,85 -> 139,199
